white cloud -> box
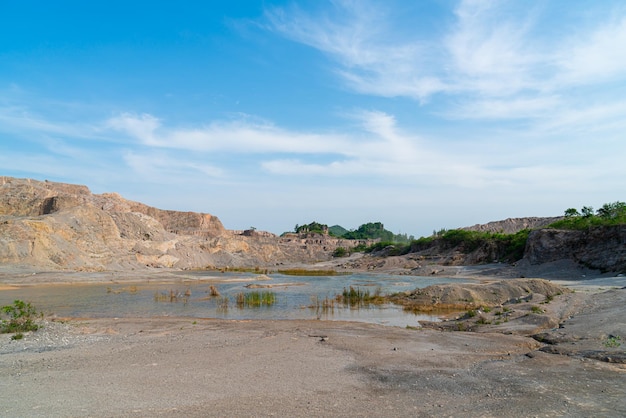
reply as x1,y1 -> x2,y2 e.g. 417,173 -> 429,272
448,95 -> 562,120
264,0 -> 448,101
558,15 -> 626,85
108,113 -> 354,155
265,0 -> 626,103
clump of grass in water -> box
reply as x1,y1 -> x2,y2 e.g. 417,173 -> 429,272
217,296 -> 229,312
338,286 -> 372,308
153,289 -> 189,303
208,285 -> 220,297
235,291 -> 276,308
309,295 -> 336,316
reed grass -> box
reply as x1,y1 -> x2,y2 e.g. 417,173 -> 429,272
235,291 -> 276,308
309,295 -> 336,314
208,285 -> 221,297
339,286 -> 370,307
217,296 -> 229,312
153,289 -> 189,303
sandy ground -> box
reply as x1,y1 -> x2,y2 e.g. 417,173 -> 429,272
1,268 -> 625,417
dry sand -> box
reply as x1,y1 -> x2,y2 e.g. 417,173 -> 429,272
1,268 -> 625,417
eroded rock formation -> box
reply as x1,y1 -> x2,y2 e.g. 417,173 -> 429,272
0,177 -> 354,270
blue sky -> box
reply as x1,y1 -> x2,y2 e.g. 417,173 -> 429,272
1,1 -> 625,237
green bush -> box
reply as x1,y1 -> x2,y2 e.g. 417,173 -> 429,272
1,300 -> 41,334
550,201 -> 626,230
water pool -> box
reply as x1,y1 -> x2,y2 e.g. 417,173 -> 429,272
0,272 -> 467,327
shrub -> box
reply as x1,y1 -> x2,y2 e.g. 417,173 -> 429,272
1,300 -> 41,334
604,335 -> 621,348
550,201 -> 626,230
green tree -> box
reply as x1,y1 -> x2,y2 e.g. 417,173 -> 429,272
596,201 -> 626,219
581,206 -> 594,218
564,208 -> 580,217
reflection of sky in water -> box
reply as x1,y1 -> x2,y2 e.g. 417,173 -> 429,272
0,273 -> 467,327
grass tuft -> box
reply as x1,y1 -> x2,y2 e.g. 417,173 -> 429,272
235,291 -> 276,308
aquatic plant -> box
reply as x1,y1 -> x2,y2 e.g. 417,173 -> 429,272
208,285 -> 221,297
153,289 -> 189,303
217,296 -> 229,312
235,291 -> 276,308
338,286 -> 372,307
309,295 -> 336,316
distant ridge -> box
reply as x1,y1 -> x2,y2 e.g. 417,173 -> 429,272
462,217 -> 563,234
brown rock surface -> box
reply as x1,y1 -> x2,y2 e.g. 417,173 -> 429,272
0,177 -> 358,271
525,226 -> 626,272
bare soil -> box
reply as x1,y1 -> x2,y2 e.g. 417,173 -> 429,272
1,267 -> 625,417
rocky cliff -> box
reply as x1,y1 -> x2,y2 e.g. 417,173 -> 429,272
0,177 -> 352,271
524,226 -> 626,273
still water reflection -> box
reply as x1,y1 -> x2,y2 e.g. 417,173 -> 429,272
0,272 -> 466,327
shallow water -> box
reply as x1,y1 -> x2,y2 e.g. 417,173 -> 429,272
0,272 -> 467,327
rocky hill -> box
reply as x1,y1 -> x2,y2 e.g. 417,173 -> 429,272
462,217 -> 562,234
0,177 -> 363,271
1,177 -> 623,274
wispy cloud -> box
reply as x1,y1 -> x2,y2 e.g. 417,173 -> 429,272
108,109 -> 492,186
123,150 -> 224,181
557,14 -> 626,85
265,0 -> 626,104
264,0 -> 448,101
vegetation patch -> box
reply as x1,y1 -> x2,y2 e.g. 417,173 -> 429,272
337,286 -> 384,308
154,289 -> 191,303
235,291 -> 276,308
309,295 -> 337,315
1,300 -> 42,334
215,267 -> 271,274
277,269 -> 350,276
550,201 -> 626,230
530,306 -> 544,314
604,335 -> 621,348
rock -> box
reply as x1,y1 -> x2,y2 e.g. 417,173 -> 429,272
0,177 -> 363,271
525,226 -> 626,272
